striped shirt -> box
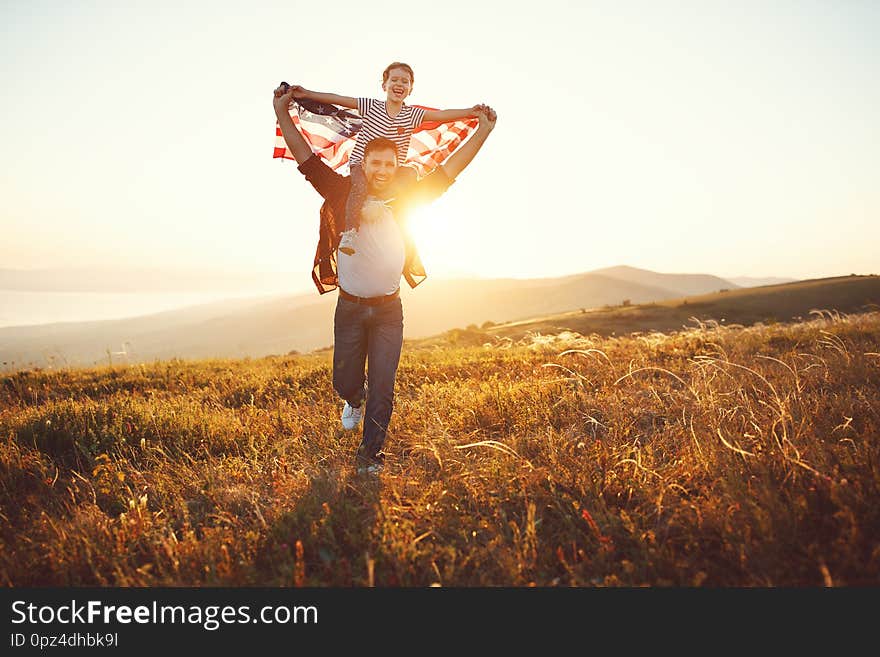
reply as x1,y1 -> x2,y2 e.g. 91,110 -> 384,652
349,98 -> 426,166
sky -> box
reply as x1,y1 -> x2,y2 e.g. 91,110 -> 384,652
2,0 -> 878,294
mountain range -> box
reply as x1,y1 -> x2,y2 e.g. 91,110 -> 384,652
0,266 -> 797,371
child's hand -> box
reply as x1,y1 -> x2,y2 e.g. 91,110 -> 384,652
471,103 -> 494,119
275,82 -> 305,98
279,82 -> 306,99
472,103 -> 496,123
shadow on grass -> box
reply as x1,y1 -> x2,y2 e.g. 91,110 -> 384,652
255,460 -> 383,586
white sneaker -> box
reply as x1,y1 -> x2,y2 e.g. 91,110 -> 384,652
338,229 -> 356,256
356,460 -> 384,476
341,401 -> 364,430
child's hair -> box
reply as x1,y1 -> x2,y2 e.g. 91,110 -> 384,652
363,137 -> 399,159
382,62 -> 415,85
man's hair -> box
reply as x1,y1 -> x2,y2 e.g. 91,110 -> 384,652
382,62 -> 415,85
363,137 -> 399,160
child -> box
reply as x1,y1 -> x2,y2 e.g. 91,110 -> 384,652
286,62 -> 479,255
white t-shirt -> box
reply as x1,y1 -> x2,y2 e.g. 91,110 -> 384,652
336,199 -> 406,297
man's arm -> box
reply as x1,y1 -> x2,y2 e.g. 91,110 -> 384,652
273,83 -> 347,202
439,106 -> 497,180
289,84 -> 358,110
422,106 -> 480,123
273,83 -> 315,165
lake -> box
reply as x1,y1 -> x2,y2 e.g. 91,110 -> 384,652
0,290 -> 261,329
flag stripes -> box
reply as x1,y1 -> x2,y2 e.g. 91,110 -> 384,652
274,99 -> 477,177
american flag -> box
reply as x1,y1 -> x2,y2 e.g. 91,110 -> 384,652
274,98 -> 478,178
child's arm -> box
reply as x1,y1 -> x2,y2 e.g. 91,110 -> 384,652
422,106 -> 480,123
288,84 -> 358,110
440,106 -> 496,180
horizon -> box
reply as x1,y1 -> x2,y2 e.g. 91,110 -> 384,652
2,267 -> 878,372
2,1 -> 878,285
1,261 -> 869,282
0,263 -> 871,331
0,262 -> 844,296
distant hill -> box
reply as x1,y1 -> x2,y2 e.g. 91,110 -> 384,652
0,295 -> 334,371
473,275 -> 880,343
728,276 -> 799,288
400,265 -> 741,334
0,266 -> 743,370
589,265 -> 739,296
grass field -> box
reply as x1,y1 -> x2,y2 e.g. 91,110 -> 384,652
1,308 -> 878,586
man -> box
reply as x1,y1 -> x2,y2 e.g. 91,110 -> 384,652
273,83 -> 497,474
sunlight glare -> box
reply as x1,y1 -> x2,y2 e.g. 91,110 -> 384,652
407,199 -> 474,278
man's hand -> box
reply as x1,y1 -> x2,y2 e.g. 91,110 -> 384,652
273,82 -> 295,116
273,82 -> 314,164
474,104 -> 497,131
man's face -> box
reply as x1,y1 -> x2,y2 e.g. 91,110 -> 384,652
363,147 -> 398,195
382,68 -> 413,103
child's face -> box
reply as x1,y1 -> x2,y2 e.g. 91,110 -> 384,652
363,147 -> 398,195
382,68 -> 413,103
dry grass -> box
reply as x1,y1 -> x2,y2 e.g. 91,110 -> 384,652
1,311 -> 879,586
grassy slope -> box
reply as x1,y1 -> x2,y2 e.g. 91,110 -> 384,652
480,275 -> 880,342
1,309 -> 878,586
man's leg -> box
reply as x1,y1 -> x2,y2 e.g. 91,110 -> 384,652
332,298 -> 368,409
357,298 -> 404,462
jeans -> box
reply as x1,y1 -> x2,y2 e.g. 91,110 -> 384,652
333,295 -> 404,460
